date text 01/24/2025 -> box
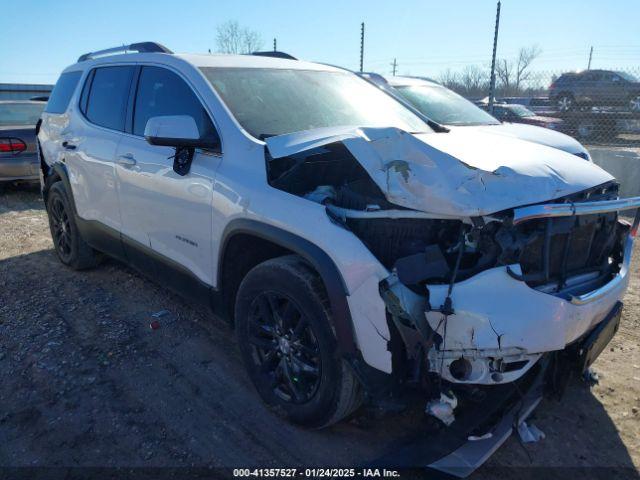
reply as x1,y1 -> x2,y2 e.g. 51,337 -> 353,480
232,468 -> 401,478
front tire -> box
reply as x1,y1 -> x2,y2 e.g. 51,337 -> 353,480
46,181 -> 100,270
235,255 -> 362,428
628,94 -> 640,112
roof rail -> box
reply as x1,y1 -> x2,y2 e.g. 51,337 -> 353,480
251,51 -> 297,60
78,42 -> 173,62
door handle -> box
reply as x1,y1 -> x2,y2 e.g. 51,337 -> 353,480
62,141 -> 76,150
117,153 -> 137,166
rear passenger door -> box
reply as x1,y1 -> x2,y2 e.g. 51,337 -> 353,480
67,66 -> 135,237
115,65 -> 221,287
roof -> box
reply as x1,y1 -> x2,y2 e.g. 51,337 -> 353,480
176,53 -> 340,71
560,69 -> 616,77
64,50 -> 340,74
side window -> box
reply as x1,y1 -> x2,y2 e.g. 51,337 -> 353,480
84,66 -> 134,131
133,66 -> 217,142
493,107 -> 506,120
45,71 -> 82,114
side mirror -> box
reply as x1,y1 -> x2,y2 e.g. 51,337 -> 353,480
144,115 -> 219,176
144,115 -> 200,147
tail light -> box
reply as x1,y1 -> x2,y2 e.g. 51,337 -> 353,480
630,209 -> 640,237
0,138 -> 27,154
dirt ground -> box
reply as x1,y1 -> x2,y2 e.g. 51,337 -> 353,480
0,184 -> 639,479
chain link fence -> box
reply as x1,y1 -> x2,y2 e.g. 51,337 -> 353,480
438,67 -> 640,148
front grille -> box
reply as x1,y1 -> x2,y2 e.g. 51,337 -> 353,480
517,212 -> 623,289
501,181 -> 628,293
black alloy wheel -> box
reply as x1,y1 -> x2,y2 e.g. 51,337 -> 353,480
247,291 -> 321,404
49,195 -> 74,263
235,255 -> 362,427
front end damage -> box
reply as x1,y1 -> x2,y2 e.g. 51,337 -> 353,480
264,126 -> 640,473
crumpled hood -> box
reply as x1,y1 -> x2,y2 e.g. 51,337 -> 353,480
461,122 -> 589,158
265,126 -> 614,217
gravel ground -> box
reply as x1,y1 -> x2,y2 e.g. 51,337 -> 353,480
0,184 -> 639,479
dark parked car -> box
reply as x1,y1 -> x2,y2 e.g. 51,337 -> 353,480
549,70 -> 640,112
485,103 -> 565,130
0,100 -> 45,185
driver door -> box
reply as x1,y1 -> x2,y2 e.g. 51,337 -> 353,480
115,65 -> 222,288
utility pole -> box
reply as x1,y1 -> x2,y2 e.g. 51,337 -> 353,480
587,46 -> 593,69
488,0 -> 501,114
273,38 -> 277,52
359,22 -> 365,72
391,58 -> 397,76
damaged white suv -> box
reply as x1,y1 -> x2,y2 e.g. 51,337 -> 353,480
39,43 -> 639,472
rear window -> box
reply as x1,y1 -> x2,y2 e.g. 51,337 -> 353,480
0,102 -> 45,126
84,66 -> 135,131
45,71 -> 82,114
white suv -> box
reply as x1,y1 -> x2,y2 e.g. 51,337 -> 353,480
38,43 -> 639,472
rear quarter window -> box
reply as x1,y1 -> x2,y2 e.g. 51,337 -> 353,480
45,71 -> 82,114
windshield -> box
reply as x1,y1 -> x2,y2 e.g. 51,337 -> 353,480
200,68 -> 431,138
0,102 -> 45,126
394,85 -> 500,126
504,104 -> 535,117
616,71 -> 638,82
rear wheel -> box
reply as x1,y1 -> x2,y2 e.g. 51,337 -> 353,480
556,94 -> 575,112
235,255 -> 362,428
46,182 -> 100,269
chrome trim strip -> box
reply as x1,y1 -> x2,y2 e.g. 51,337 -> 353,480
325,204 -> 460,220
513,196 -> 640,225
570,235 -> 634,305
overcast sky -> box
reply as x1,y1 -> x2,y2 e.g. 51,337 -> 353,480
2,0 -> 639,84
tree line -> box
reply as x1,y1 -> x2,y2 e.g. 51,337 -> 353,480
213,21 -> 548,99
438,46 -> 546,98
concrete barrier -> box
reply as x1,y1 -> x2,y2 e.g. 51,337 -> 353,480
588,147 -> 640,198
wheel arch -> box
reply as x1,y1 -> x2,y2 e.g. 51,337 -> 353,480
42,161 -> 75,211
218,218 -> 357,356
556,91 -> 575,101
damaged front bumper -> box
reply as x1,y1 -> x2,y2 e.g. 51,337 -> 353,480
383,201 -> 638,387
